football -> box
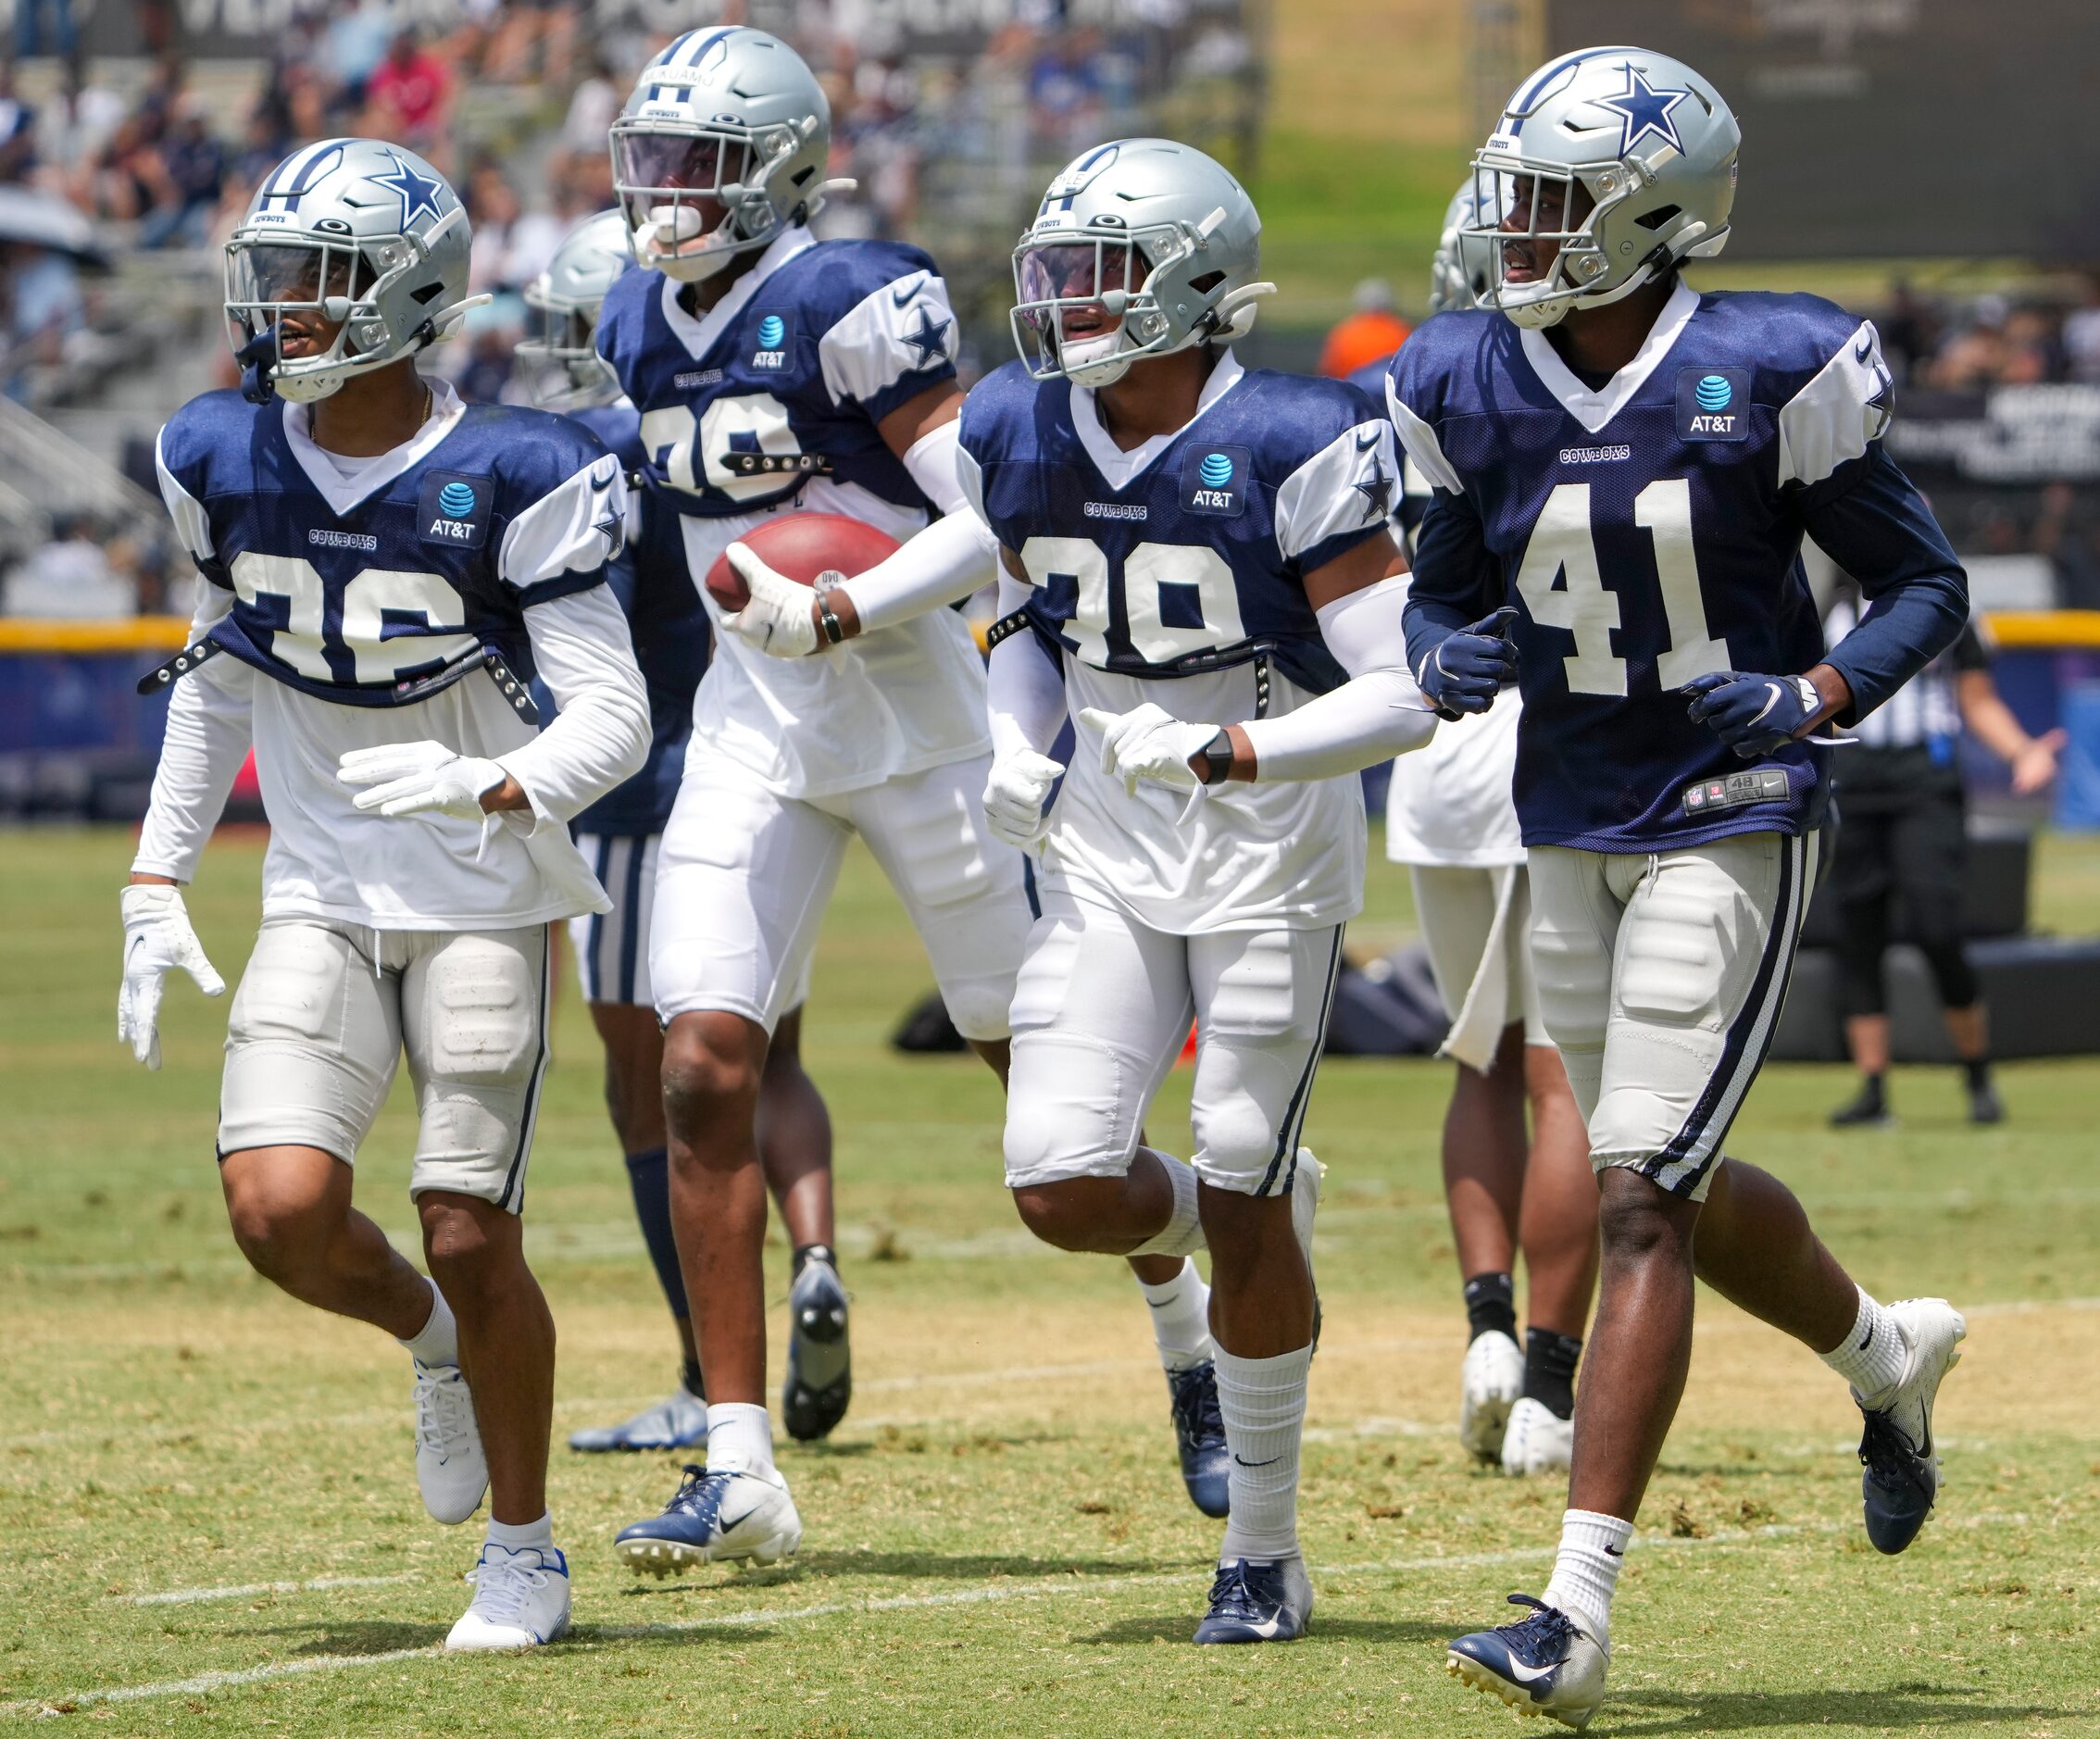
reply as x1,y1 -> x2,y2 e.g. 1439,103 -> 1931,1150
703,513 -> 904,612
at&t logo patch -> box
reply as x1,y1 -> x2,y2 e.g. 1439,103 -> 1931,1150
1182,444 -> 1250,515
752,309 -> 794,369
418,472 -> 493,548
1676,367 -> 1750,442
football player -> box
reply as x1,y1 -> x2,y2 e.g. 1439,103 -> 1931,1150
119,140 -> 648,1650
518,212 -> 844,1457
1382,183 -> 1597,1479
594,28 -> 1031,1573
960,139 -> 1431,1644
1392,51 -> 1970,1726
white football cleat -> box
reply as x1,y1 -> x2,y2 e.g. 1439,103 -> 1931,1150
615,1463 -> 804,1576
1856,1296 -> 1967,1554
1448,1595 -> 1609,1730
1459,1330 -> 1524,1464
444,1542 -> 570,1651
412,1357 -> 488,1525
1501,1396 -> 1575,1476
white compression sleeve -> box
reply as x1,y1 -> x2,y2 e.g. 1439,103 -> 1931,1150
985,571 -> 1068,758
835,505 -> 999,636
132,582 -> 255,883
494,585 -> 650,834
1238,577 -> 1436,782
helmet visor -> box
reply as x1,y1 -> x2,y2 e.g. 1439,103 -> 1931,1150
227,239 -> 368,312
612,130 -> 749,198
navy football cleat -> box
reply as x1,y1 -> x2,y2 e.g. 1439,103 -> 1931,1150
569,1385 -> 707,1454
614,1463 -> 803,1576
1192,1556 -> 1314,1644
1166,1361 -> 1231,1518
1446,1595 -> 1608,1730
782,1246 -> 851,1443
1856,1296 -> 1966,1554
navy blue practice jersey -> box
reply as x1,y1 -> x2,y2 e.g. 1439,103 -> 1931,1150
594,228 -> 958,524
156,384 -> 623,704
556,400 -> 709,835
1390,283 -> 1967,852
958,356 -> 1397,698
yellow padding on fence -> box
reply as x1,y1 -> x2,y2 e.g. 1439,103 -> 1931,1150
0,617 -> 192,653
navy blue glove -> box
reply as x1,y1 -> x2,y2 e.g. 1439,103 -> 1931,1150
1416,606 -> 1519,719
1681,670 -> 1823,758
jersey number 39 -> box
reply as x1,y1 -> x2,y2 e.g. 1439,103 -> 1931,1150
1514,480 -> 1732,695
1019,536 -> 1244,667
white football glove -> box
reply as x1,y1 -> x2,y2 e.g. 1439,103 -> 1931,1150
337,741 -> 506,820
119,883 -> 225,1070
982,747 -> 1064,851
1080,703 -> 1220,796
719,542 -> 821,658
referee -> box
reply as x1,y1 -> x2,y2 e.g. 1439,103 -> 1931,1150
1823,594 -> 2064,1128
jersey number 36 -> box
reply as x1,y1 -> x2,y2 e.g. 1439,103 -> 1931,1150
1514,480 -> 1733,695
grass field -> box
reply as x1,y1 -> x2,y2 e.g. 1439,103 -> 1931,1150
3,825 -> 2097,1736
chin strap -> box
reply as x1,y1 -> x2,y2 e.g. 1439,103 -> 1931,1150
235,325 -> 279,404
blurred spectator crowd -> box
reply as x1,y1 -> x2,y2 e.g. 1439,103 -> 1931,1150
0,0 -> 1260,618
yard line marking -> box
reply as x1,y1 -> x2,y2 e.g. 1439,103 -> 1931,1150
4,1512 -> 2031,1716
114,1574 -> 413,1608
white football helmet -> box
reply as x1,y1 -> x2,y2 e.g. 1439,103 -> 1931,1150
224,137 -> 478,403
610,27 -> 841,282
1010,138 -> 1273,389
1468,46 -> 1739,329
1428,181 -> 1501,314
519,209 -> 629,407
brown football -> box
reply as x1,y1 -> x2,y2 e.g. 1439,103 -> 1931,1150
703,513 -> 904,612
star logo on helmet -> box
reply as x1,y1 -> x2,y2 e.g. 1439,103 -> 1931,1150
901,306 -> 951,369
1596,63 -> 1690,158
371,149 -> 447,230
1352,454 -> 1393,525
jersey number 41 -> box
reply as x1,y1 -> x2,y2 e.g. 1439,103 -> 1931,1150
1514,480 -> 1732,695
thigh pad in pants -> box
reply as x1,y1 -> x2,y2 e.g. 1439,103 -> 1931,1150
1002,892 -> 1190,1189
219,918 -> 399,1166
1188,924 -> 1344,1197
399,926 -> 552,1213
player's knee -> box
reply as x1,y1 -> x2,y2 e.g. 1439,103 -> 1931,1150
1594,1169 -> 1694,1264
1007,1181 -> 1100,1251
420,1197 -> 515,1306
943,977 -> 1014,1045
1190,1101 -> 1279,1187
223,1189 -> 332,1285
660,1017 -> 765,1133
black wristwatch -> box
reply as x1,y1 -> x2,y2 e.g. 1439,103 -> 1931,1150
1196,728 -> 1235,785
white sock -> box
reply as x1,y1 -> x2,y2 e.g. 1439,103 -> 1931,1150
398,1278 -> 458,1367
1137,1257 -> 1213,1372
1819,1288 -> 1908,1402
706,1402 -> 775,1476
1129,1149 -> 1205,1259
1542,1508 -> 1631,1642
486,1511 -> 555,1553
1214,1342 -> 1312,1563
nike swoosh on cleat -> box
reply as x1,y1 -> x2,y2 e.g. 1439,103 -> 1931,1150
1502,1658 -> 1558,1684
1241,1615 -> 1284,1639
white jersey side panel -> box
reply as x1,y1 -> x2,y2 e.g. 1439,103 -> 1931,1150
1042,660 -> 1367,935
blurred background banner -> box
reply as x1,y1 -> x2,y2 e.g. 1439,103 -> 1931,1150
1542,0 -> 2100,262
